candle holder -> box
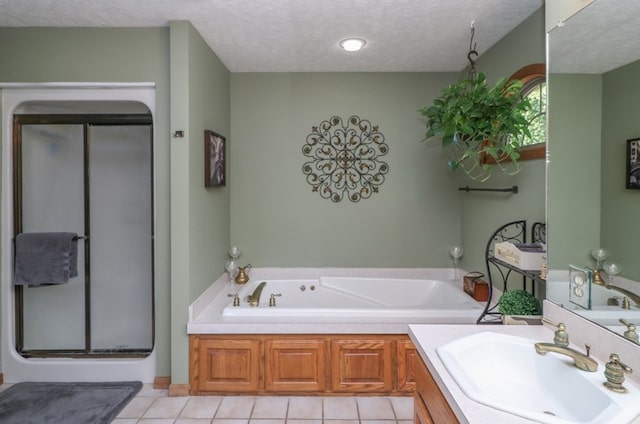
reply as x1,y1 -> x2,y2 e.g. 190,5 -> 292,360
590,248 -> 608,285
604,262 -> 620,286
225,246 -> 241,284
449,246 -> 464,280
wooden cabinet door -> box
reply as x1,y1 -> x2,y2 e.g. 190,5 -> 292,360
397,339 -> 417,392
193,337 -> 261,393
264,339 -> 327,392
415,357 -> 459,423
331,338 -> 393,392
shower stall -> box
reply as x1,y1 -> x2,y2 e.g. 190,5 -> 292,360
1,86 -> 157,382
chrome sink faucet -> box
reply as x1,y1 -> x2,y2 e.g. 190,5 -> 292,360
534,323 -> 598,372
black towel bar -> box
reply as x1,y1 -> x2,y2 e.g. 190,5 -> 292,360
458,185 -> 518,193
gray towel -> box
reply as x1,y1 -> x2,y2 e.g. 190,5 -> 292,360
14,232 -> 78,286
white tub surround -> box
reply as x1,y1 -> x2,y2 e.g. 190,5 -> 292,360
189,268 -> 482,334
409,301 -> 640,424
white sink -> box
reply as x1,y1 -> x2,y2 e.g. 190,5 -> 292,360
437,331 -> 640,423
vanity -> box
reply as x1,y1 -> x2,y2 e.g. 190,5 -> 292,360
410,302 -> 640,424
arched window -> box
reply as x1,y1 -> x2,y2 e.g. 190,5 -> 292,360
511,64 -> 546,160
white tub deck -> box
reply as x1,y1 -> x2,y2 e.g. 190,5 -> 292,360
188,268 -> 484,334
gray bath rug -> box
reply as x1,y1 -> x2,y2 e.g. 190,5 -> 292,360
0,381 -> 142,424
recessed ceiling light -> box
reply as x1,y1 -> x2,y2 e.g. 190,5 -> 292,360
339,38 -> 366,52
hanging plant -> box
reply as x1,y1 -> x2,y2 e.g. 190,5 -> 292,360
419,72 -> 533,181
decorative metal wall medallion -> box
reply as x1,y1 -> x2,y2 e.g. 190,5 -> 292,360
302,115 -> 389,202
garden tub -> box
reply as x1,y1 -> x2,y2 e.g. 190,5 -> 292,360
188,268 -> 485,334
222,276 -> 482,319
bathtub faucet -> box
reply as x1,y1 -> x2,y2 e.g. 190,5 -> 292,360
247,281 -> 267,307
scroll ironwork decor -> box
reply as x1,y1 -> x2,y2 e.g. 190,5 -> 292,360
302,115 -> 389,202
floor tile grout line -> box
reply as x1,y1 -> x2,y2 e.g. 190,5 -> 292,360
285,395 -> 290,423
388,396 -> 399,423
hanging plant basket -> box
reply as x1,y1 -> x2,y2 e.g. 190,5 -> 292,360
420,72 -> 532,181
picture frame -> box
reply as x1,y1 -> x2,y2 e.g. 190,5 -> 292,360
204,130 -> 226,187
626,138 -> 640,190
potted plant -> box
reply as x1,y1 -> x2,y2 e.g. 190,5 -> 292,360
497,289 -> 542,325
419,72 -> 532,181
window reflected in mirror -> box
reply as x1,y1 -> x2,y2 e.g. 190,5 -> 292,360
511,63 -> 546,161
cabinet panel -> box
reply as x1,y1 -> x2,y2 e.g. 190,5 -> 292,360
265,339 -> 327,392
195,337 -> 261,393
331,339 -> 393,392
415,357 -> 459,423
397,339 -> 417,392
414,393 -> 434,424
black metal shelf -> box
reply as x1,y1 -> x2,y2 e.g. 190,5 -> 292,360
487,256 -> 545,284
476,221 -> 546,324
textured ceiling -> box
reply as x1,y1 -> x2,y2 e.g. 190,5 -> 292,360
549,0 -> 640,74
0,0 -> 542,72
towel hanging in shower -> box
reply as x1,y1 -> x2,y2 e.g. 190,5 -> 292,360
14,232 -> 79,287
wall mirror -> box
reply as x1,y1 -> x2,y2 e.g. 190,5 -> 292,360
547,0 -> 640,343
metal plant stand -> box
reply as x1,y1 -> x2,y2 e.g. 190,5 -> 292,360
477,220 -> 546,324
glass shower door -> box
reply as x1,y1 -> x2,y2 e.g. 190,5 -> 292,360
20,124 -> 86,351
15,114 -> 154,357
89,125 -> 153,351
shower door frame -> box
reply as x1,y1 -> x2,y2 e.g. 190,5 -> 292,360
13,113 -> 155,359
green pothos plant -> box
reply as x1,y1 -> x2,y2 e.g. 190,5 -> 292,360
419,72 -> 533,181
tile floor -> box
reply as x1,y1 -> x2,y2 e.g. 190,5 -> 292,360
110,385 -> 415,424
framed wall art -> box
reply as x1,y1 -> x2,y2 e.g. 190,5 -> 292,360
626,137 -> 640,189
205,130 -> 226,187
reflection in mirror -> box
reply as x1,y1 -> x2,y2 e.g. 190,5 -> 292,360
547,0 -> 640,341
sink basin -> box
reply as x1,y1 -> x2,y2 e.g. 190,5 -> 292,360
437,331 -> 640,423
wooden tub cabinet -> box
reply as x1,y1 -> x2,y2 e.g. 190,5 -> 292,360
189,334 -> 418,395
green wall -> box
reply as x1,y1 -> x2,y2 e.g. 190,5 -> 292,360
547,74 -> 602,269
230,72 -> 463,267
601,60 -> 640,281
0,27 -> 174,377
169,21 -> 230,385
457,7 -> 546,281
228,8 -> 546,269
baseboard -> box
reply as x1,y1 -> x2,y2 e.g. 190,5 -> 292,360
168,383 -> 190,397
153,376 -> 170,390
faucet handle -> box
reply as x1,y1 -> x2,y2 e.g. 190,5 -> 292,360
554,322 -> 570,347
268,293 -> 281,307
604,353 -> 632,393
620,319 -> 639,343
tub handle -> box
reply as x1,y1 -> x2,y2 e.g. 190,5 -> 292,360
269,293 -> 281,307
